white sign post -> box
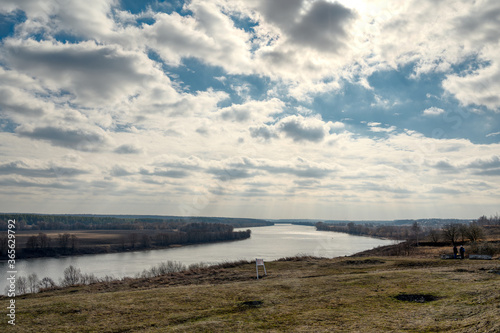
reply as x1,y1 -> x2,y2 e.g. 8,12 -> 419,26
256,258 -> 266,279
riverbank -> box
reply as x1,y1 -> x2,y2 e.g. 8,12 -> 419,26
3,254 -> 499,332
2,228 -> 252,260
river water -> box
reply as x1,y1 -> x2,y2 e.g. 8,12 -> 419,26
1,224 -> 395,292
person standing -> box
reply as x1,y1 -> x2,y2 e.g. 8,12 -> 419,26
459,245 -> 465,259
453,245 -> 458,259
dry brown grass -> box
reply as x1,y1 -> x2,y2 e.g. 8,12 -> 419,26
2,256 -> 499,332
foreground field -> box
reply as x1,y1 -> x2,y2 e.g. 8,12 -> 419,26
3,256 -> 500,332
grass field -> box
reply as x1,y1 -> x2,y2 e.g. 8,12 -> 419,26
2,255 -> 499,332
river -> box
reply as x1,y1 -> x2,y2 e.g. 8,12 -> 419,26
0,224 -> 396,293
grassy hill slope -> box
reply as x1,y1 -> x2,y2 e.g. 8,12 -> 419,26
3,256 -> 500,332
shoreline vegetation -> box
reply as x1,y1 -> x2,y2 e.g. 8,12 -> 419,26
315,214 -> 500,257
1,212 -> 499,261
0,213 -> 273,260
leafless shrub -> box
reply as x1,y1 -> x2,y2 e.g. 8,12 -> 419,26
139,261 -> 186,278
468,242 -> 500,256
28,273 -> 39,293
81,273 -> 99,285
188,262 -> 210,271
61,265 -> 82,287
16,276 -> 27,295
38,277 -> 57,291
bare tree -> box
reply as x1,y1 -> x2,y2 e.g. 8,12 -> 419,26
17,276 -> 27,295
61,265 -> 82,287
81,273 -> 99,285
477,215 -> 489,226
58,233 -> 71,249
38,233 -> 51,249
129,233 -> 138,248
119,236 -> 126,250
428,229 -> 441,244
411,222 -> 421,246
141,234 -> 151,248
465,223 -> 484,242
458,224 -> 468,244
39,277 -> 56,290
28,273 -> 39,293
70,234 -> 78,251
442,223 -> 460,245
26,235 -> 39,250
0,236 -> 7,256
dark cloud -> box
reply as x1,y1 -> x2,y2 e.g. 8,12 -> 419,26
453,0 -> 500,45
228,159 -> 334,179
463,156 -> 500,176
0,178 -> 77,190
0,87 -> 45,117
16,125 -> 108,151
142,178 -> 167,185
220,108 -> 251,122
89,180 -> 117,189
155,160 -> 203,172
294,179 -> 320,187
241,187 -> 271,197
258,0 -> 303,28
140,168 -> 189,178
3,40 -> 150,105
430,160 -> 457,171
0,161 -> 88,178
287,167 -> 331,178
110,166 -> 134,177
114,144 -> 142,154
207,167 -> 257,181
290,1 -> 356,53
250,125 -> 278,140
279,118 -> 326,142
258,0 -> 356,53
254,164 -> 333,178
428,186 -> 462,195
196,127 -> 209,136
466,156 -> 500,169
353,182 -> 412,194
473,168 -> 500,176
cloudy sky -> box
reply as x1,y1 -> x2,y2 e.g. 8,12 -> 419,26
0,0 -> 499,220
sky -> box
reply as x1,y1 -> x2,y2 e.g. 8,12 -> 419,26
0,0 -> 499,220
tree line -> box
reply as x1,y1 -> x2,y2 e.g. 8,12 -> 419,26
10,265 -> 112,295
315,222 -> 412,240
316,213 -> 500,256
0,213 -> 272,231
0,223 -> 251,259
122,227 -> 251,250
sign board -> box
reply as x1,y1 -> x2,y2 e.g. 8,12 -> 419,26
256,258 -> 267,279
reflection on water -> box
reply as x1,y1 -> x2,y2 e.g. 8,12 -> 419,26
0,224 -> 395,292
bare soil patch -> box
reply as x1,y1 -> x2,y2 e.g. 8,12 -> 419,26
394,293 -> 440,303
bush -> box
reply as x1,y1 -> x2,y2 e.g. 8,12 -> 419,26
188,262 -> 210,271
61,265 -> 82,287
468,242 -> 500,256
139,261 -> 186,278
38,277 -> 57,291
